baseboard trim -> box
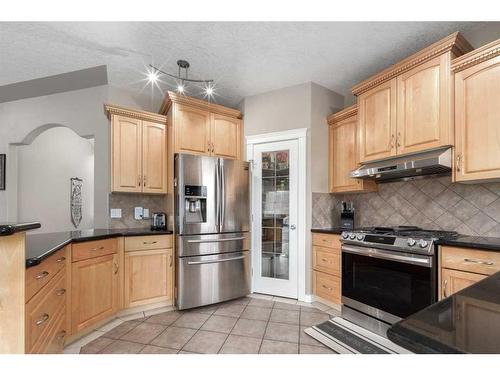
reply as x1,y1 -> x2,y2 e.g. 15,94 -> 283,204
312,295 -> 342,310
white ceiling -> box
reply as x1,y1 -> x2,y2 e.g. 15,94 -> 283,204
0,22 -> 498,109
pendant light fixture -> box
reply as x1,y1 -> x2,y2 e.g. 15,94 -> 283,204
148,60 -> 215,99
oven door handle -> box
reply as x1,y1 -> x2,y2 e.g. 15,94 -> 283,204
341,245 -> 432,267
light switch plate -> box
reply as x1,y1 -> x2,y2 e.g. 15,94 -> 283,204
143,208 -> 150,218
134,207 -> 143,220
110,208 -> 122,219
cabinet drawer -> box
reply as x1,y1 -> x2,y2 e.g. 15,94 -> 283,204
26,247 -> 67,303
26,269 -> 67,352
313,246 -> 340,276
313,270 -> 341,304
312,233 -> 341,249
125,235 -> 172,252
72,238 -> 118,262
43,307 -> 67,354
441,246 -> 500,276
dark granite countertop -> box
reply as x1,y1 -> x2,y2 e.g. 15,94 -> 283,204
437,235 -> 500,252
0,222 -> 41,236
311,227 -> 345,235
25,228 -> 173,268
388,271 -> 500,353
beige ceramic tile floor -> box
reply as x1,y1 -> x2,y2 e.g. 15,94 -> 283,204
64,295 -> 340,354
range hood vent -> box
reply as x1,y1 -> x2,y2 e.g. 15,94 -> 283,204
350,147 -> 452,183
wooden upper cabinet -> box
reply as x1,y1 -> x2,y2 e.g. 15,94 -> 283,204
174,104 -> 211,155
142,121 -> 167,193
106,105 -> 168,194
357,79 -> 397,163
160,91 -> 243,159
352,32 -> 473,162
452,38 -> 500,182
327,106 -> 377,193
211,113 -> 241,159
111,115 -> 142,192
397,54 -> 452,154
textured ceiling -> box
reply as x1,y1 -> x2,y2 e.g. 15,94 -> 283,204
0,22 -> 498,109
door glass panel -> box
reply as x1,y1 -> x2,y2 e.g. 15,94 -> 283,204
261,150 -> 289,280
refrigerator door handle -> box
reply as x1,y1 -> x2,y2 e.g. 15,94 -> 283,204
215,159 -> 220,232
187,255 -> 245,265
220,159 -> 225,229
187,236 -> 247,243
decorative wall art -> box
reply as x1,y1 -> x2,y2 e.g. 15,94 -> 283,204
0,154 -> 5,190
70,177 -> 83,228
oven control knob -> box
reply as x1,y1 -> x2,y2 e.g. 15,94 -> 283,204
407,238 -> 416,247
356,233 -> 364,240
342,232 -> 349,239
349,233 -> 356,240
418,239 -> 428,248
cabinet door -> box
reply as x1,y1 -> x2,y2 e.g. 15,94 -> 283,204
358,79 -> 397,162
397,54 -> 452,155
455,56 -> 500,182
142,121 -> 167,193
441,268 -> 486,300
174,104 -> 211,155
211,113 -> 241,159
329,118 -> 363,192
71,254 -> 119,333
111,115 -> 142,192
124,249 -> 172,308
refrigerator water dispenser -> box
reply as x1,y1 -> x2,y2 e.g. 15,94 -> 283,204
184,185 -> 207,223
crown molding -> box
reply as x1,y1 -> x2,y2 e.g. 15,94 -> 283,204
159,91 -> 242,119
104,104 -> 167,124
451,38 -> 500,73
352,32 -> 473,96
327,104 -> 357,125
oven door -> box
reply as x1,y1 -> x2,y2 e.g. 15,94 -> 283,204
342,244 -> 436,324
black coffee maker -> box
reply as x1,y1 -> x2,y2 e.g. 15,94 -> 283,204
340,201 -> 354,230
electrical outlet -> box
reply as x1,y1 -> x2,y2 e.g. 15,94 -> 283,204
143,208 -> 150,218
134,207 -> 143,220
110,208 -> 122,219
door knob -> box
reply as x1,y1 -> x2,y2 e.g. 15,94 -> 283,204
290,224 -> 296,230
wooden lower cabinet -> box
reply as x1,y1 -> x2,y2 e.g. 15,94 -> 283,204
124,248 -> 173,308
441,268 -> 486,300
312,233 -> 342,305
71,253 -> 119,333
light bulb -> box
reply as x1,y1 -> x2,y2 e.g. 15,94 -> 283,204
177,84 -> 184,93
205,86 -> 214,96
147,70 -> 159,83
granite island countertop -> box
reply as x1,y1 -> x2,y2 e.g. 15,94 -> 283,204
0,222 -> 41,236
26,228 -> 173,268
387,271 -> 500,353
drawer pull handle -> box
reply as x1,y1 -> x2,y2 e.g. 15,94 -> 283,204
57,330 -> 67,341
35,271 -> 49,280
321,258 -> 329,262
56,257 -> 66,263
91,246 -> 105,251
114,262 -> 119,275
464,258 -> 494,266
443,279 -> 448,298
143,241 -> 158,245
56,288 -> 66,296
36,313 -> 50,326
321,284 -> 333,291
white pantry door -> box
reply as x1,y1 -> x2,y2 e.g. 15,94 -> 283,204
251,139 -> 299,298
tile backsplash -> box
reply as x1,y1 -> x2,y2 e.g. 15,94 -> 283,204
108,193 -> 168,229
312,176 -> 500,237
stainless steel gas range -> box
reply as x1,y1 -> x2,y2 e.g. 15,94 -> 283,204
340,226 -> 458,336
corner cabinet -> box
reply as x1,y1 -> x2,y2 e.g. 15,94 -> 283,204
452,38 -> 500,182
160,91 -> 243,160
327,106 -> 377,193
352,32 -> 473,163
106,105 -> 168,194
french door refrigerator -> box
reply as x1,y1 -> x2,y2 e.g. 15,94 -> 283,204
174,153 -> 251,310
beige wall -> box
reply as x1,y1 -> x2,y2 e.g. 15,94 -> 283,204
0,84 -> 149,228
16,127 -> 94,233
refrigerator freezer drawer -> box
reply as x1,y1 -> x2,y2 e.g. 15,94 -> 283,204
177,251 -> 250,310
177,232 -> 250,257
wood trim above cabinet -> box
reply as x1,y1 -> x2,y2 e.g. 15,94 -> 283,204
160,91 -> 242,119
105,104 -> 167,124
451,38 -> 500,73
351,32 -> 473,96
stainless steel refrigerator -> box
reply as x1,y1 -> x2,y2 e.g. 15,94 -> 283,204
174,153 -> 250,310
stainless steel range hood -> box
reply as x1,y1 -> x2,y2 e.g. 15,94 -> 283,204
350,147 -> 452,182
